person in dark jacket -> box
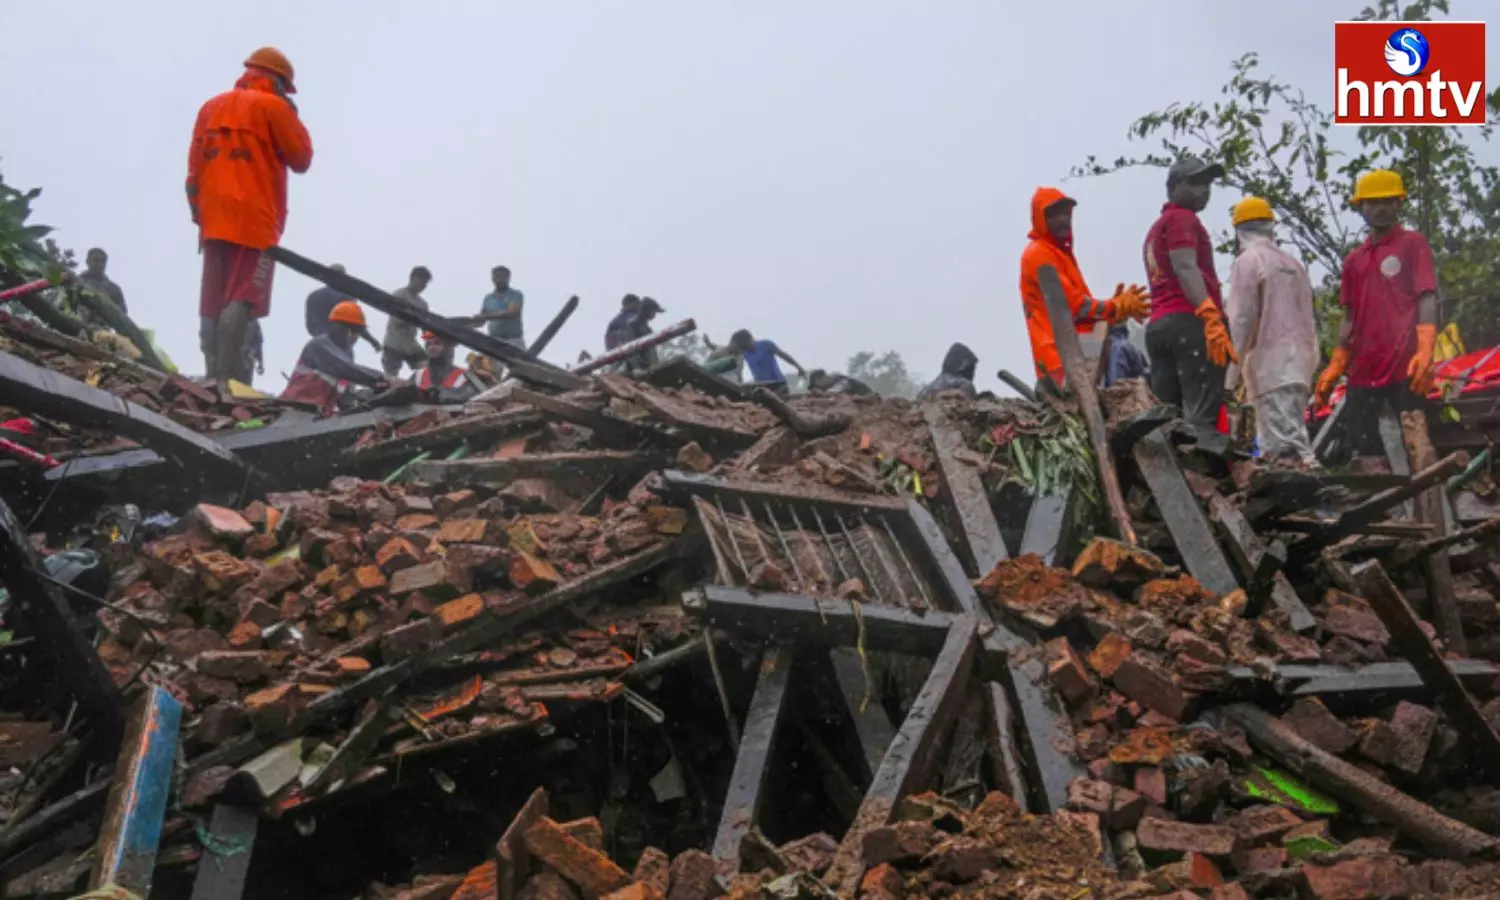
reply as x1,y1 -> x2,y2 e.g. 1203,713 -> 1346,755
1103,324 -> 1150,386
808,369 -> 875,396
412,331 -> 478,403
280,301 -> 389,413
918,343 -> 979,400
605,296 -> 665,372
604,295 -> 642,350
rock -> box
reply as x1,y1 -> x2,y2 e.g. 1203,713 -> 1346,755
667,849 -> 723,900
1302,856 -> 1409,900
522,872 -> 584,900
632,848 -> 671,897
1136,818 -> 1238,859
522,816 -> 630,898
1282,697 -> 1358,755
196,650 -> 272,684
675,442 -> 714,473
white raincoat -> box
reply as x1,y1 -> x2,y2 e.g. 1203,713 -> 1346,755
1226,229 -> 1319,400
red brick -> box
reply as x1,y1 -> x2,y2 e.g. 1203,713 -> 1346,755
1111,729 -> 1174,767
522,816 -> 629,898
666,849 -> 722,900
243,682 -> 313,734
194,702 -> 248,745
1088,632 -> 1132,678
227,620 -> 263,650
451,860 -> 498,900
1303,857 -> 1408,900
1166,629 -> 1228,666
861,821 -> 937,867
1187,852 -> 1224,887
1112,655 -> 1190,721
1111,786 -> 1147,829
1229,805 -> 1303,845
675,442 -> 714,473
376,536 -> 423,573
396,493 -> 435,516
196,650 -> 272,684
858,863 -> 903,900
433,489 -> 478,517
1136,818 -> 1238,859
194,550 -> 255,593
1065,777 -> 1113,816
631,848 -> 670,897
1323,596 -> 1391,646
396,513 -> 440,532
435,593 -> 487,630
1231,845 -> 1287,875
390,560 -> 459,600
599,883 -> 661,900
559,817 -> 604,851
1046,637 -> 1096,706
333,657 -> 371,678
510,551 -> 562,594
1281,697 -> 1358,755
1386,701 -> 1438,775
192,503 -> 255,540
436,518 -> 495,545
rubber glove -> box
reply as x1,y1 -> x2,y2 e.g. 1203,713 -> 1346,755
1407,322 -> 1438,394
1195,303 -> 1238,368
1314,346 -> 1351,408
1110,284 -> 1151,322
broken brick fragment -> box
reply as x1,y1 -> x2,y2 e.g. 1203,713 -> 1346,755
435,593 -> 487,630
436,518 -> 497,545
1111,786 -> 1147,829
195,702 -> 249,746
1071,537 -> 1169,591
777,833 -> 837,875
1303,856 -> 1408,900
666,849 -> 722,900
1065,777 -> 1113,817
227,620 -> 263,650
510,551 -> 562,594
675,441 -> 714,473
599,883 -> 660,900
559,817 -> 605,851
1281,697 -> 1358,755
396,513 -> 441,532
380,617 -> 442,663
522,816 -> 631,898
930,836 -> 1003,883
858,863 -> 904,900
1046,637 -> 1096,706
391,560 -> 459,600
1136,818 -> 1238,859
191,503 -> 255,540
1112,654 -> 1191,721
1386,700 -> 1438,775
1229,805 -> 1303,845
502,479 -> 576,513
196,650 -> 272,684
860,820 -> 937,867
243,682 -> 314,734
1088,632 -> 1133,679
1111,729 -> 1173,767
524,872 -> 585,900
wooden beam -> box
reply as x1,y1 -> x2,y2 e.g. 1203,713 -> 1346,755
526,295 -> 579,358
412,450 -> 659,487
642,356 -> 751,400
1283,659 -> 1500,696
687,585 -> 954,656
347,408 -> 544,462
509,387 -> 678,447
824,620 -> 978,895
1206,491 -> 1316,632
596,374 -> 759,448
0,349 -> 251,484
1289,453 -> 1465,562
0,494 -> 123,749
712,647 -> 793,877
828,648 -> 895,784
92,686 -> 183,897
661,469 -> 907,516
1400,410 -> 1466,655
1133,427 -> 1239,595
1350,560 -> 1500,774
188,804 -> 258,900
924,406 -> 1008,577
1037,264 -> 1135,545
1018,491 -> 1078,568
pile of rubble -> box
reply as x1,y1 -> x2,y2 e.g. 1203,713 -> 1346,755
4,299 -> 1500,900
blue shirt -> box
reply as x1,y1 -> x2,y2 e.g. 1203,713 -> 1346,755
743,340 -> 785,384
481,288 -> 525,341
1104,328 -> 1149,386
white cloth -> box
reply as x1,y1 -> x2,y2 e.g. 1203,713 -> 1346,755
1226,231 -> 1319,400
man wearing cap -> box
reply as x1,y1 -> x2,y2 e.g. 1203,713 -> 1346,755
1142,155 -> 1237,429
382,266 -> 433,377
281,301 -> 390,413
412,331 -> 479,403
1020,186 -> 1150,387
1314,169 -> 1439,455
1226,197 -> 1319,465
189,47 -> 313,388
618,296 -> 666,373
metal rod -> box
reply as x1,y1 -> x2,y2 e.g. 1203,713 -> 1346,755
715,495 -> 751,584
878,516 -> 934,611
812,507 -> 854,584
764,502 -> 812,599
738,497 -> 776,574
836,512 -> 887,605
788,505 -> 834,593
694,498 -> 736,585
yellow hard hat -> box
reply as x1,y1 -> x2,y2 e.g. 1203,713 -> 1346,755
1352,169 -> 1406,204
1231,197 -> 1275,227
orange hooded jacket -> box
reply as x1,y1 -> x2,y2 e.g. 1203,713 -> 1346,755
187,70 -> 313,250
1019,187 -> 1112,382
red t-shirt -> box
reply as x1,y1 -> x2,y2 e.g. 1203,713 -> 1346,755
1340,225 -> 1437,388
1143,203 -> 1222,321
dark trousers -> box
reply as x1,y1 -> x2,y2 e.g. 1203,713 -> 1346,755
1342,381 -> 1421,456
1145,312 -> 1225,429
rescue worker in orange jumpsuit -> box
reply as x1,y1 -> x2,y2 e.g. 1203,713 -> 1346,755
280,302 -> 389,413
412,331 -> 479,403
1020,187 -> 1150,388
1313,169 -> 1439,455
188,47 -> 313,388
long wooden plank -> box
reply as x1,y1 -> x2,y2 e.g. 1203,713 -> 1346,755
267,246 -> 584,392
823,619 -> 978,895
689,585 -> 953,655
661,469 -> 907,515
0,350 -> 249,482
1400,410 -> 1466,655
0,495 -> 123,749
1018,491 -> 1078,568
642,357 -> 751,401
828,648 -> 895,783
1285,659 -> 1500,696
1206,491 -> 1316,632
924,406 -> 1008,577
188,804 -> 258,900
413,450 -> 658,487
92,686 -> 182,896
1037,264 -> 1135,545
1350,560 -> 1500,774
1133,427 -> 1239,596
712,646 -> 793,877
347,408 -> 543,462
1289,453 -> 1465,562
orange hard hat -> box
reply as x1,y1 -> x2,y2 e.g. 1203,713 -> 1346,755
244,47 -> 296,93
328,301 -> 366,328
422,331 -> 441,343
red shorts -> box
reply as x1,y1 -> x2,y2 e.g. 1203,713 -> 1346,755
200,239 -> 274,320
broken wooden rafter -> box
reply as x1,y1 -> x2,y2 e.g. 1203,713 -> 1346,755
827,648 -> 896,784
1279,659 -> 1500,697
1349,559 -> 1500,774
1018,490 -> 1079,568
91,686 -> 183,897
508,386 -> 678,447
266,246 -> 584,392
642,357 -> 751,401
573,318 -> 697,374
751,388 -> 853,439
596,374 -> 759,448
1288,452 -> 1466,562
1038,264 -> 1135,545
347,408 -> 543,463
924,405 -> 1008,577
685,585 -> 954,656
1400,410 -> 1465,655
1222,702 -> 1498,858
1390,516 -> 1500,569
0,349 -> 251,484
1133,427 -> 1239,596
412,450 -> 661,487
526,294 -> 579,358
662,469 -> 906,516
712,646 -> 793,877
1205,490 -> 1316,632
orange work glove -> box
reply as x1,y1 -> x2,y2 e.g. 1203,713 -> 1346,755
1110,284 -> 1151,323
1195,303 -> 1238,368
1314,346 -> 1351,408
1407,322 -> 1438,394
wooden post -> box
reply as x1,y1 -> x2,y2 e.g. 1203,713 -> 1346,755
1400,410 -> 1466,655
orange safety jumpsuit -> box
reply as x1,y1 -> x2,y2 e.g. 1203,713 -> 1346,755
1019,187 -> 1114,384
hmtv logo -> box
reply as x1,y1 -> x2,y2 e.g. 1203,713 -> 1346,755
1334,21 -> 1487,125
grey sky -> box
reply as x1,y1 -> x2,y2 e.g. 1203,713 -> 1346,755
3,1 -> 1496,394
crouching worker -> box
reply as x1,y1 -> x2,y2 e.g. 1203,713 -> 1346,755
413,331 -> 479,403
280,301 -> 390,414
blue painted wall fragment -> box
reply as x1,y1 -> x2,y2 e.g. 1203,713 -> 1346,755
91,685 -> 183,896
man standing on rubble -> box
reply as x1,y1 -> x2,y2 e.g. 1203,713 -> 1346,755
477,265 -> 525,351
734,330 -> 806,396
382,266 -> 432,377
1142,156 -> 1237,429
188,47 -> 313,388
1019,187 -> 1150,388
281,301 -> 390,412
613,297 -> 666,373
1314,170 -> 1439,455
74,248 -> 128,322
1226,197 -> 1319,465
412,331 -> 479,403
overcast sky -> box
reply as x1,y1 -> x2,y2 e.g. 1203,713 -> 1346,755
3,1 -> 1497,394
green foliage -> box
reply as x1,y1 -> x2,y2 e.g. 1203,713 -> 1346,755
1072,0 -> 1500,352
0,167 -> 70,285
846,350 -> 922,399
